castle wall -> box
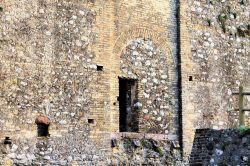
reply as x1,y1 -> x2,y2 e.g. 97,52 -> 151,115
0,0 -> 181,165
2,0 -> 249,163
181,0 -> 250,157
189,129 -> 250,165
110,0 -> 179,135
0,0 -> 111,164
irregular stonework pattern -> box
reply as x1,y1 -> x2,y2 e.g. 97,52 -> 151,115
0,0 -> 183,165
111,138 -> 184,165
0,0 -> 110,165
190,129 -> 250,166
0,125 -> 110,165
182,0 -> 250,156
2,0 -> 250,164
0,0 -> 98,131
120,39 -> 173,134
188,0 -> 250,129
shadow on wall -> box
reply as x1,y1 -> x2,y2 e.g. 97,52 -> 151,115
189,129 -> 250,166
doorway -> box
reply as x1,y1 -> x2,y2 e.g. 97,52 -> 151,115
119,77 -> 139,132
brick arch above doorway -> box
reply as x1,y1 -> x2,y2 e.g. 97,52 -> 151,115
113,27 -> 175,82
113,27 -> 172,59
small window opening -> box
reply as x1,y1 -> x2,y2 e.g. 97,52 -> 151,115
37,124 -> 49,137
88,119 -> 94,124
111,139 -> 117,148
189,76 -> 193,81
35,115 -> 50,137
97,65 -> 103,71
4,137 -> 11,145
119,77 -> 139,132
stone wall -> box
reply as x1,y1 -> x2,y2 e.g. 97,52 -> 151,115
0,125 -> 110,165
181,0 -> 250,156
110,0 -> 179,136
0,0 -> 101,134
189,129 -> 250,165
110,132 -> 184,165
2,0 -> 249,163
120,38 -> 177,134
0,0 -> 112,164
0,0 -> 181,165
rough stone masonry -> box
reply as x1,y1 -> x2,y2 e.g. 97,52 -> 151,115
0,0 -> 249,165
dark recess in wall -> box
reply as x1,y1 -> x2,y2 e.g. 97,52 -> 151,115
176,0 -> 183,159
97,65 -> 103,71
37,124 -> 49,137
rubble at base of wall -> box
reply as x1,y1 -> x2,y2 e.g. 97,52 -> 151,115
109,132 -> 187,165
111,138 -> 183,165
0,131 -> 190,165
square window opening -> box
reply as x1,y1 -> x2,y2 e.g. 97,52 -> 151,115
97,65 -> 103,71
88,119 -> 94,124
37,124 -> 49,137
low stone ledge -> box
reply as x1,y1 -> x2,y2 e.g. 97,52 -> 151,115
110,132 -> 170,141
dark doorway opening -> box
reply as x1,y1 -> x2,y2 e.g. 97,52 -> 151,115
119,77 -> 139,132
37,124 -> 49,137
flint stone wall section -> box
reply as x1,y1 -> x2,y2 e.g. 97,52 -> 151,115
120,38 -> 177,134
181,0 -> 250,156
189,129 -> 250,165
0,0 -> 181,165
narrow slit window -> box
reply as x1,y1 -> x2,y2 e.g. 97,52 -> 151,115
189,76 -> 193,81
